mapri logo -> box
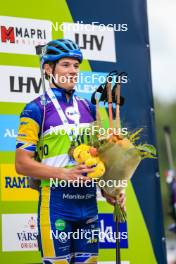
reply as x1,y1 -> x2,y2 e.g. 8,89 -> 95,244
63,23 -> 116,62
0,16 -> 52,54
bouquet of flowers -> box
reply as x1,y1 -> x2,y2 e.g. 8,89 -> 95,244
70,71 -> 157,222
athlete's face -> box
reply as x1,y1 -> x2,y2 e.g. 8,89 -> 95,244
44,58 -> 80,90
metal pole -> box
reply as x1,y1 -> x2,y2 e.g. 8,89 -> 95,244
115,200 -> 121,264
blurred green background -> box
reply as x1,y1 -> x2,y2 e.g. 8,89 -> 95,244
154,98 -> 176,235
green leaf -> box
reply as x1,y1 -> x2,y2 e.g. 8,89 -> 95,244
136,144 -> 157,155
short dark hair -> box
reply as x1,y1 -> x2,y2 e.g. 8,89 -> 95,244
44,61 -> 57,80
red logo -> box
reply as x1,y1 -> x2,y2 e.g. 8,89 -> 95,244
28,216 -> 36,230
1,26 -> 15,43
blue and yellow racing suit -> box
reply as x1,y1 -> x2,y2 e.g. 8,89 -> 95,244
16,87 -> 99,264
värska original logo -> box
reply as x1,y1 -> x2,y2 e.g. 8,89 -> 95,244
2,214 -> 38,251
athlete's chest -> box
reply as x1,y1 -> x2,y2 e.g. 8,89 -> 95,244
43,98 -> 94,133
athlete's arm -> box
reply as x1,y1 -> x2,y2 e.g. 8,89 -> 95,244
15,148 -> 92,181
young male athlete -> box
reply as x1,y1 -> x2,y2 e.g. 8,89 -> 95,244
15,39 -> 125,264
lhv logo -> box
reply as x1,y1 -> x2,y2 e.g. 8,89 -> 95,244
75,33 -> 104,51
63,22 -> 116,62
0,66 -> 49,103
0,16 -> 52,54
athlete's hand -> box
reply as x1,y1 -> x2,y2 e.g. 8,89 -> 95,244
58,164 -> 94,181
101,190 -> 126,210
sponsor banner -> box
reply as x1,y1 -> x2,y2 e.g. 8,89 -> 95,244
0,16 -> 52,54
0,66 -> 106,103
98,262 -> 129,264
0,164 -> 38,201
85,71 -> 127,101
0,66 -> 49,103
76,71 -> 127,100
1,213 -> 127,252
0,66 -> 114,103
0,115 -> 18,151
2,214 -> 38,251
99,214 -> 128,249
75,71 -> 106,99
63,22 -> 116,62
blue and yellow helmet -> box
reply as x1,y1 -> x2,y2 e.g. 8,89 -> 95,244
41,39 -> 83,67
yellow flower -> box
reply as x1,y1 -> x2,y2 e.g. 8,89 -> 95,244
73,144 -> 90,162
73,144 -> 105,179
85,157 -> 98,167
79,150 -> 91,162
88,161 -> 105,179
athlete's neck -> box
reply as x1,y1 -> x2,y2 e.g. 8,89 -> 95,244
65,93 -> 71,101
50,84 -> 73,101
